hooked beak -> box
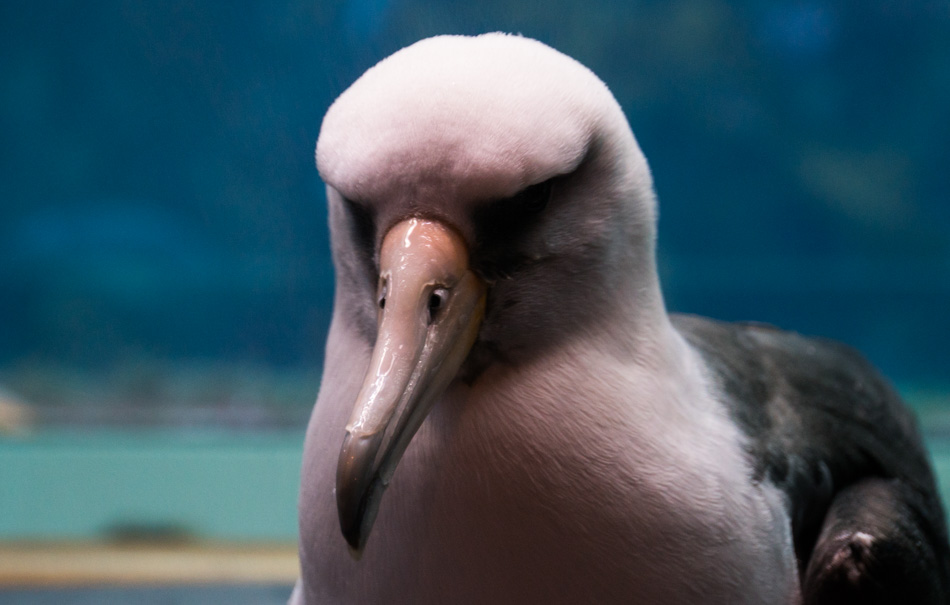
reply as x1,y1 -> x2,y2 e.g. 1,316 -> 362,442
336,218 -> 486,556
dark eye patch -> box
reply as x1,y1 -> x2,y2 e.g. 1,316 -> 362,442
508,179 -> 552,216
472,178 -> 555,280
343,197 -> 377,261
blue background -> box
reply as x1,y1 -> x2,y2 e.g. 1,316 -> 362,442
2,1 -> 949,385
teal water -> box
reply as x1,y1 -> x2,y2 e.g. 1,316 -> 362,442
0,429 -> 304,541
0,585 -> 293,605
2,426 -> 950,541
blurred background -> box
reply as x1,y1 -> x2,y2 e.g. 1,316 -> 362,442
1,0 -> 948,601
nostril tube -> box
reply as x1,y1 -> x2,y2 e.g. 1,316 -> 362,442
377,277 -> 390,310
427,290 -> 446,323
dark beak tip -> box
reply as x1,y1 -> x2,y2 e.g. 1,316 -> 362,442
337,472 -> 385,559
342,526 -> 365,559
339,512 -> 365,548
346,541 -> 365,561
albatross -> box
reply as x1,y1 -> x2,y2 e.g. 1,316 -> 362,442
293,33 -> 950,604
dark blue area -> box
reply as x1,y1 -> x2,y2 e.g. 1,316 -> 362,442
1,1 -> 948,384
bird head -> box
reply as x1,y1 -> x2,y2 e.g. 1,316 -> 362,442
315,33 -> 661,554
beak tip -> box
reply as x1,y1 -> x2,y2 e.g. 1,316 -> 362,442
337,498 -> 369,558
336,431 -> 384,559
339,509 -> 367,552
343,530 -> 366,560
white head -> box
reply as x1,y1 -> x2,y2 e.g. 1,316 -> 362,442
315,33 -> 667,553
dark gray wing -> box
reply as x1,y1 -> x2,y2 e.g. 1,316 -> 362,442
672,313 -> 950,602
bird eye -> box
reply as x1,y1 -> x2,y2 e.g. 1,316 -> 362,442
471,178 -> 556,281
511,179 -> 553,214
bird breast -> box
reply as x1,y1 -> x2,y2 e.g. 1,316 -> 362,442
307,337 -> 800,604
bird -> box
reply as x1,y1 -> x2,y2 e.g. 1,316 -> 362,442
292,33 -> 950,604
